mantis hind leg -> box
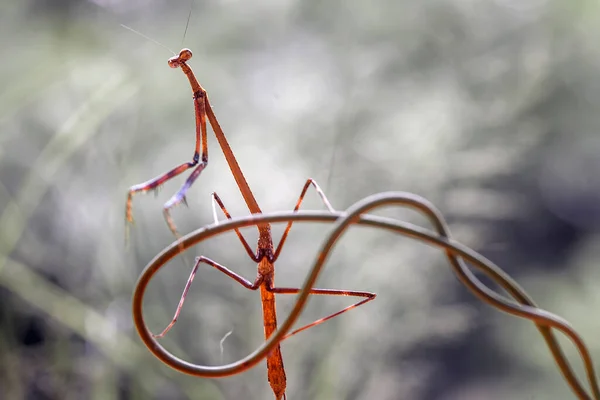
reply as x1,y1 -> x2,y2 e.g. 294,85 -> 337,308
152,255 -> 262,339
268,285 -> 376,341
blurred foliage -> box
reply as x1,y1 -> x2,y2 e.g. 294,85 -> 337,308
2,0 -> 600,399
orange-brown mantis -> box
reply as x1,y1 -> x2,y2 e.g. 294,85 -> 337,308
126,48 -> 376,399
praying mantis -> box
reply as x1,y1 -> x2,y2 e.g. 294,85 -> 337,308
126,48 -> 376,399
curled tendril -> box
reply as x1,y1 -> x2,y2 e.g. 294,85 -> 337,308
132,191 -> 599,400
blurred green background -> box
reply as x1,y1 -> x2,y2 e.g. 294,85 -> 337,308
2,0 -> 600,399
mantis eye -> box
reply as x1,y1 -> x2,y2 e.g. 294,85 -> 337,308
179,48 -> 193,61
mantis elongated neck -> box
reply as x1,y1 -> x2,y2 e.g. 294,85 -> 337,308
180,60 -> 269,237
204,99 -> 262,215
